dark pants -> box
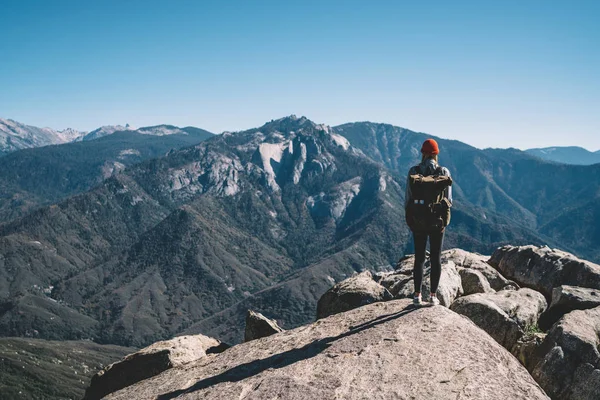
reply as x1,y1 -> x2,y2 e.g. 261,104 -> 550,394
413,230 -> 445,294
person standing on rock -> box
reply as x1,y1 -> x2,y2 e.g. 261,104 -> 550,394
405,139 -> 453,306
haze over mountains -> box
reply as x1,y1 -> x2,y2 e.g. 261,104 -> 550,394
0,118 -> 213,156
0,115 -> 598,352
3,117 -> 599,166
525,146 -> 600,165
0,123 -> 213,222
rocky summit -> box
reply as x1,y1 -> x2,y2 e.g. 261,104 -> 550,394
90,244 -> 600,399
104,300 -> 547,400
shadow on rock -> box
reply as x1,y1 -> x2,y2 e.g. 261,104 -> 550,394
157,305 -> 418,400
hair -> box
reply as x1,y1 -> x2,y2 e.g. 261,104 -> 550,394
421,153 -> 439,163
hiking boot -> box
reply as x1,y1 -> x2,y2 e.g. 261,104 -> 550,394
428,293 -> 440,306
413,293 -> 423,306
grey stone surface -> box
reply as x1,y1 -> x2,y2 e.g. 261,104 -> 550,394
531,306 -> 600,400
84,334 -> 227,400
442,249 -> 519,291
316,271 -> 392,319
538,285 -> 600,330
106,300 -> 549,400
489,245 -> 600,298
458,267 -> 494,295
244,310 -> 284,342
450,288 -> 547,350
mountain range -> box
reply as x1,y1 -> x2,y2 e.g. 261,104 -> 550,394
4,117 -> 599,166
0,118 -> 213,156
525,146 -> 600,165
0,115 -> 598,349
0,118 -> 84,155
0,125 -> 212,223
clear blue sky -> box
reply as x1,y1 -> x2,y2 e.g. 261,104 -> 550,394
1,0 -> 598,150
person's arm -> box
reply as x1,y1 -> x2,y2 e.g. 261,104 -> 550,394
405,169 -> 413,209
443,167 -> 453,206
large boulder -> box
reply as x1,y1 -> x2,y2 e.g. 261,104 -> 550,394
380,254 -> 463,307
450,289 -> 547,350
442,248 -> 518,291
538,285 -> 600,330
316,271 -> 392,319
489,245 -> 600,298
378,272 -> 414,298
530,306 -> 600,400
436,260 -> 464,306
106,300 -> 549,400
244,310 -> 284,342
84,334 -> 227,400
458,267 -> 494,295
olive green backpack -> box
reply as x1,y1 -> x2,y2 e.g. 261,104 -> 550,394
406,166 -> 452,232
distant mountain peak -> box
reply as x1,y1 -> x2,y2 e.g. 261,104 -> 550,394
257,115 -> 317,135
136,125 -> 187,136
526,146 -> 600,165
82,125 -> 133,141
56,127 -> 87,142
0,118 -> 86,154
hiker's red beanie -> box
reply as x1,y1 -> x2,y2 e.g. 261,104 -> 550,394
421,139 -> 439,155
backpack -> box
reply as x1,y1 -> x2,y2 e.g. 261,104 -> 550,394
406,166 -> 452,232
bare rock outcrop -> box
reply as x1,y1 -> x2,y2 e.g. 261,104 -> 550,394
106,300 -> 548,400
538,285 -> 600,330
450,288 -> 547,350
457,267 -> 494,295
244,310 -> 284,342
489,245 -> 600,298
84,334 -> 227,400
316,270 -> 392,319
530,306 -> 600,400
442,248 -> 518,291
436,260 -> 464,306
